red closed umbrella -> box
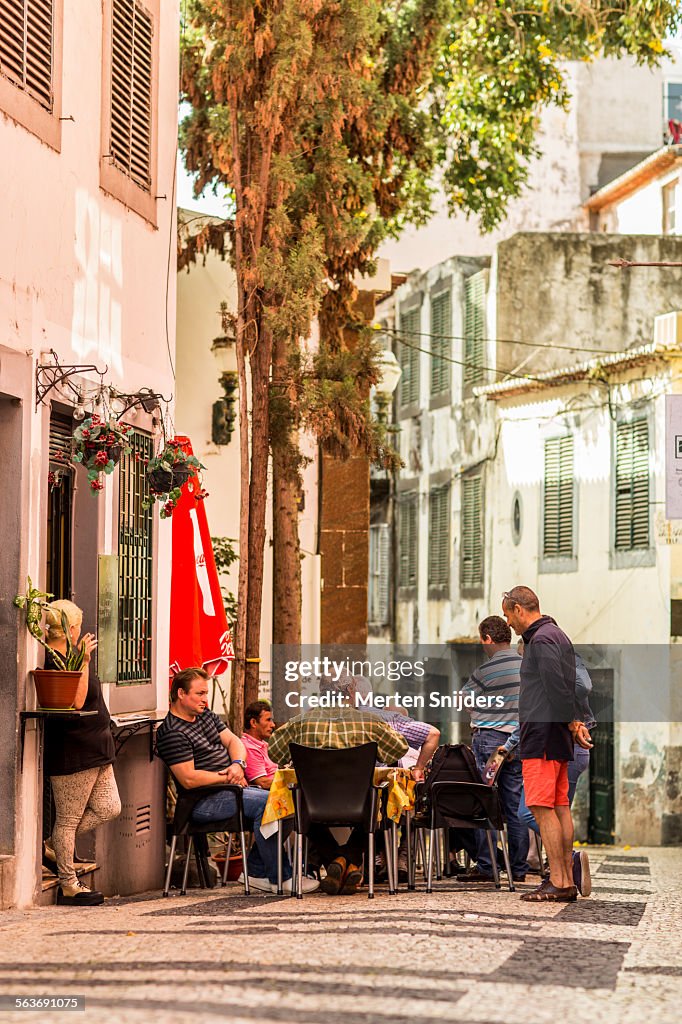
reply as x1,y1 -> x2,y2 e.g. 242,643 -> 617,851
168,436 -> 234,681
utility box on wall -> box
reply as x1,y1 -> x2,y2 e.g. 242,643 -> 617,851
96,734 -> 166,896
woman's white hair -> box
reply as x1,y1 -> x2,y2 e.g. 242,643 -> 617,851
45,600 -> 83,640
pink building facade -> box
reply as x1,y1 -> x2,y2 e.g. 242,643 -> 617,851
0,0 -> 179,908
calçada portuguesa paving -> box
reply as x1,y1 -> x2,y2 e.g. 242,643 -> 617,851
0,846 -> 680,1024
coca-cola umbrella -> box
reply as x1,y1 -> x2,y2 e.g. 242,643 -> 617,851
168,436 -> 234,681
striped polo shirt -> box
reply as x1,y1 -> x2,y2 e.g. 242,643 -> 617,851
463,649 -> 521,734
155,709 -> 231,771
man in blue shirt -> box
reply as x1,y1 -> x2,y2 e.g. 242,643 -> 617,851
458,615 -> 529,883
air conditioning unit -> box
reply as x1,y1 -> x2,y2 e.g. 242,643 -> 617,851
654,311 -> 682,347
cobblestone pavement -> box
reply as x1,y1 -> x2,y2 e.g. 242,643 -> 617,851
0,846 -> 680,1024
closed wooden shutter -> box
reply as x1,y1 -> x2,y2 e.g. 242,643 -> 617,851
428,485 -> 450,588
615,419 -> 649,550
369,523 -> 390,625
430,291 -> 451,396
0,0 -> 54,111
543,436 -> 574,558
399,307 -> 421,408
110,0 -> 153,191
398,493 -> 418,588
463,271 -> 486,392
461,475 -> 483,589
48,412 -> 72,464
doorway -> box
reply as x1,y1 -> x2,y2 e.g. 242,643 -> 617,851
588,668 -> 615,844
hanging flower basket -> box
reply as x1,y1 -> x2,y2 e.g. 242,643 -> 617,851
144,441 -> 205,518
72,415 -> 132,493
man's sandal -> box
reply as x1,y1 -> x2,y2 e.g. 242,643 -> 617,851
521,882 -> 577,902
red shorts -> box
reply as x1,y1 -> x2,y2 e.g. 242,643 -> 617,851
522,757 -> 569,809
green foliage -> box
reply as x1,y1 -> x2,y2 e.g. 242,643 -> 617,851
14,578 -> 85,672
211,536 -> 239,632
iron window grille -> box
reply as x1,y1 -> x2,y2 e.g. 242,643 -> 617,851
0,0 -> 54,111
117,429 -> 154,683
543,435 -> 575,558
109,0 -> 153,191
614,418 -> 650,551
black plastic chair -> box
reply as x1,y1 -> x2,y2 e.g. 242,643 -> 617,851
414,780 -> 515,893
288,742 -> 381,900
162,779 -> 252,897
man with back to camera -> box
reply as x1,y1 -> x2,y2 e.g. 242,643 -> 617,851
457,614 -> 529,884
502,586 -> 592,903
155,667 -> 318,895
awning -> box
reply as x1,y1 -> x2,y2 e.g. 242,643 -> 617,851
169,436 -> 234,680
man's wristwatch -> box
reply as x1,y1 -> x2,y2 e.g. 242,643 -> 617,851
231,759 -> 247,770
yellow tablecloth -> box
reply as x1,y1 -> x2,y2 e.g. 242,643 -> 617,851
262,766 -> 415,833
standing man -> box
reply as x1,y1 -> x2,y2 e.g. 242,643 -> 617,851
241,700 -> 278,789
502,586 -> 591,903
457,615 -> 529,884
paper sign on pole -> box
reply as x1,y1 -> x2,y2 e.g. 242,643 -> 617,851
665,395 -> 682,519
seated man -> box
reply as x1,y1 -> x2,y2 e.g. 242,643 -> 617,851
241,700 -> 278,789
156,667 -> 318,895
268,684 -> 408,896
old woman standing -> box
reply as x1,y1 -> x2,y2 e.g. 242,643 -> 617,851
43,600 -> 120,906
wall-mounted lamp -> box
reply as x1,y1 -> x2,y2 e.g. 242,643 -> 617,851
373,349 -> 402,426
212,371 -> 238,445
211,327 -> 238,444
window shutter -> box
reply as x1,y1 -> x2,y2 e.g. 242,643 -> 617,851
463,271 -> 486,392
615,419 -> 649,550
543,436 -> 574,558
428,485 -> 450,588
110,0 -> 153,192
369,524 -> 390,625
0,0 -> 54,111
48,413 -> 72,464
399,494 -> 418,588
461,476 -> 483,589
430,292 -> 451,396
399,307 -> 421,408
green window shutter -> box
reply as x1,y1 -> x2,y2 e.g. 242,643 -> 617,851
430,292 -> 451,396
398,493 -> 418,588
428,485 -> 450,588
0,0 -> 54,111
461,476 -> 483,589
543,436 -> 574,558
615,419 -> 650,550
399,307 -> 421,408
369,524 -> 390,624
463,271 -> 487,393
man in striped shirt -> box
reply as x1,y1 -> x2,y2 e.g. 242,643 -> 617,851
457,615 -> 529,883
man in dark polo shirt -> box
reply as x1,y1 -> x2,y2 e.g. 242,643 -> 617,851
156,667 -> 318,894
502,587 -> 592,903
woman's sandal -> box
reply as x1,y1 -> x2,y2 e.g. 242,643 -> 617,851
521,881 -> 577,902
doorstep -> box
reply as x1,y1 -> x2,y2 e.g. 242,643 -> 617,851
40,863 -> 98,904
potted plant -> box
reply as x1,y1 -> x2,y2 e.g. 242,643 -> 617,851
72,415 -> 132,493
14,578 -> 85,709
144,441 -> 205,518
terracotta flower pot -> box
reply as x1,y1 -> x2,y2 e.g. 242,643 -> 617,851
211,853 -> 244,881
32,669 -> 82,710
